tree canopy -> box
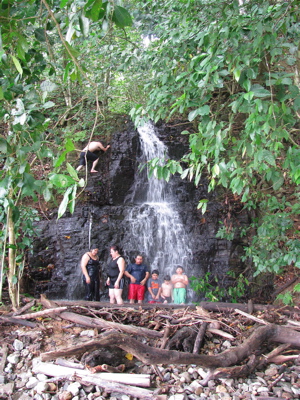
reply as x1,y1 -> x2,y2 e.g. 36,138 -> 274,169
0,0 -> 299,306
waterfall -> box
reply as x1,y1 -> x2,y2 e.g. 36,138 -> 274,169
124,122 -> 193,280
88,211 -> 92,250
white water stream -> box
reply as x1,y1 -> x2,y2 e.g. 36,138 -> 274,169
125,122 -> 193,278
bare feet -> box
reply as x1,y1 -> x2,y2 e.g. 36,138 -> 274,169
90,170 -> 98,173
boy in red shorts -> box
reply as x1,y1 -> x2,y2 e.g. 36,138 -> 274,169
124,255 -> 150,304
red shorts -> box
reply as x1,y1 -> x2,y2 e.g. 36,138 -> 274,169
128,283 -> 146,301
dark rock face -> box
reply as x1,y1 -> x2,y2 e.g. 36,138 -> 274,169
28,120 -> 251,302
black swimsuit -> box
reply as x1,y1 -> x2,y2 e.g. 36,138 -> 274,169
82,254 -> 100,301
107,256 -> 125,289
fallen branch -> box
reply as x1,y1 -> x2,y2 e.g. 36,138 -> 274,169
32,360 -> 150,387
12,299 -> 36,316
0,343 -> 8,373
40,295 -> 162,338
0,315 -> 36,328
199,301 -> 300,317
207,327 -> 235,340
59,311 -> 163,338
40,323 -> 300,368
13,307 -> 68,320
234,309 -> 269,325
193,322 -> 207,354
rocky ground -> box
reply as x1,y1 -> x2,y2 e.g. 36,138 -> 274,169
1,299 -> 300,400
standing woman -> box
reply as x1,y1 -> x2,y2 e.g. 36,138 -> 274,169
81,245 -> 100,301
106,245 -> 125,304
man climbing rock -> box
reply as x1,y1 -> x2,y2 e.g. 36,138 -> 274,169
76,141 -> 110,173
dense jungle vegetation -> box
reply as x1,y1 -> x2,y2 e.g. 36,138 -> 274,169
0,0 -> 299,308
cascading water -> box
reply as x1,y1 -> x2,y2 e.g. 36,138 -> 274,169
124,122 -> 193,282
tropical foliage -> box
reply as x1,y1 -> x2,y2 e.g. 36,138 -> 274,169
0,0 -> 133,307
132,0 -> 300,283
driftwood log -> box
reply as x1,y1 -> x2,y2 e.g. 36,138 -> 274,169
38,295 -> 163,339
199,301 -> 300,317
32,361 -> 150,387
38,296 -> 300,316
32,361 -> 155,400
41,323 -> 300,366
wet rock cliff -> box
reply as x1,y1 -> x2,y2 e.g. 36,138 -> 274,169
27,119 -> 251,302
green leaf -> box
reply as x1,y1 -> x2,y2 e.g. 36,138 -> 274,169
34,28 -> 46,42
262,150 -> 276,166
11,55 -> 23,75
65,42 -> 80,58
60,0 -> 69,7
293,96 -> 300,111
89,0 -> 103,22
69,184 -> 77,214
251,84 -> 271,98
55,151 -> 68,168
43,101 -> 55,109
294,283 -> 300,293
66,162 -> 78,180
49,174 -> 75,188
40,81 -> 58,92
272,176 -> 284,191
65,138 -> 75,152
58,186 -> 73,219
43,187 -> 51,202
0,137 -> 7,152
188,109 -> 199,122
112,6 -> 133,28
79,14 -> 90,36
78,178 -> 85,187
198,105 -> 210,116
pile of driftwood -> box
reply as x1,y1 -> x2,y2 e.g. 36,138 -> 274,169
1,295 -> 300,400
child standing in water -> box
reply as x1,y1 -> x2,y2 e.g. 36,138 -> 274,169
171,266 -> 189,304
161,275 -> 173,303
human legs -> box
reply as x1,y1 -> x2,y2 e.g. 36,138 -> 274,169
114,288 -> 123,304
93,278 -> 100,301
128,283 -> 139,304
109,288 -> 116,303
77,151 -> 98,172
108,278 -> 124,304
84,279 -> 97,301
76,152 -> 86,172
90,157 -> 99,173
137,285 -> 146,304
109,288 -> 123,304
173,288 -> 186,304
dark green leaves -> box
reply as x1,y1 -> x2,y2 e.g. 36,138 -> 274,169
85,0 -> 104,22
112,6 -> 133,28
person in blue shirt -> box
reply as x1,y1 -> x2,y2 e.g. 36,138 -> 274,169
124,254 -> 150,304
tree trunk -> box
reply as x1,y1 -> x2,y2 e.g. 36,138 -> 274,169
7,204 -> 18,309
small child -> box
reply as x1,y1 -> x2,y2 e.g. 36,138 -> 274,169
161,275 -> 173,303
147,269 -> 162,303
171,266 -> 189,304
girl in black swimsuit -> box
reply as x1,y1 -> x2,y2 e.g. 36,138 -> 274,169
80,245 -> 100,301
106,245 -> 125,304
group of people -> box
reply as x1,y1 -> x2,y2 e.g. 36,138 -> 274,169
80,245 -> 189,305
78,141 -> 189,305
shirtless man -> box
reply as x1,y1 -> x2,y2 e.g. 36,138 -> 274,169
171,266 -> 188,304
76,141 -> 110,173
